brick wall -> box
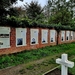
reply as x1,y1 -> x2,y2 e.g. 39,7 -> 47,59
58,31 -> 75,44
0,27 -> 74,55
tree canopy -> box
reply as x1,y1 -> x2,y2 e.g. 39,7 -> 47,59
0,0 -> 23,25
44,0 -> 75,25
48,7 -> 72,25
0,0 -> 75,30
0,0 -> 23,17
24,1 -> 43,20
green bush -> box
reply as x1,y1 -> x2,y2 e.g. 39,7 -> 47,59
2,16 -> 75,31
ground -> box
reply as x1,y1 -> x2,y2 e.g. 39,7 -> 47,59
0,46 -> 75,75
0,55 -> 58,75
45,68 -> 73,75
0,54 -> 73,75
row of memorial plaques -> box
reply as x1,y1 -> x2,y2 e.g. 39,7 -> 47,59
16,28 -> 55,46
61,31 -> 74,41
16,29 -> 56,46
16,29 -> 75,46
0,27 -> 75,49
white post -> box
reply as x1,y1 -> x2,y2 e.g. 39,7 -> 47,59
56,53 -> 74,75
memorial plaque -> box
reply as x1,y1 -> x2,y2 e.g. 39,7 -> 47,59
42,29 -> 48,43
66,31 -> 70,41
16,28 -> 26,46
30,29 -> 39,44
71,31 -> 73,40
50,30 -> 56,42
61,31 -> 65,41
0,27 -> 10,48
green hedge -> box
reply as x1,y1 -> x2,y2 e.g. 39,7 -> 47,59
0,16 -> 75,31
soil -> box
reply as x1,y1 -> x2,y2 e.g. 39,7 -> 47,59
45,68 -> 73,75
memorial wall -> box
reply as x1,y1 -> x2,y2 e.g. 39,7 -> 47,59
0,26 -> 75,55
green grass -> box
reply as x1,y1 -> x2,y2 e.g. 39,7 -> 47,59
69,58 -> 75,75
0,42 -> 75,70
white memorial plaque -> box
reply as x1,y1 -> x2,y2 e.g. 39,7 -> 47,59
30,29 -> 39,44
42,29 -> 48,43
66,31 -> 70,41
16,28 -> 27,46
71,31 -> 74,40
50,30 -> 56,42
0,27 -> 10,48
61,31 -> 65,41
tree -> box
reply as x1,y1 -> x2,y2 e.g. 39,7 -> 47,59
44,0 -> 75,25
48,8 -> 72,25
0,0 -> 23,17
44,0 -> 55,19
8,7 -> 19,17
8,7 -> 26,17
24,1 -> 43,20
0,0 -> 23,24
67,0 -> 75,18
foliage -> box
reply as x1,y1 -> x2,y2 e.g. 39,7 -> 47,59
69,58 -> 75,75
48,8 -> 72,25
7,16 -> 20,27
5,16 -> 75,31
8,7 -> 20,17
7,16 -> 29,27
0,0 -> 75,31
44,0 -> 75,25
0,0 -> 23,16
0,43 -> 75,69
24,1 -> 43,20
8,7 -> 26,17
0,16 -> 7,25
67,0 -> 75,18
0,0 -> 23,25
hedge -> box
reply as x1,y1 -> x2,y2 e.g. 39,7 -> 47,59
0,16 -> 75,31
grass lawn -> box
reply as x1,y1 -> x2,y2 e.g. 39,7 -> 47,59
0,43 -> 75,75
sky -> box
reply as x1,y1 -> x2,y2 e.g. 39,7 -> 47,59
14,0 -> 69,7
14,0 -> 47,7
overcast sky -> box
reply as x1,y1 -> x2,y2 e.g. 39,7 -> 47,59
14,0 -> 69,7
14,0 -> 47,7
